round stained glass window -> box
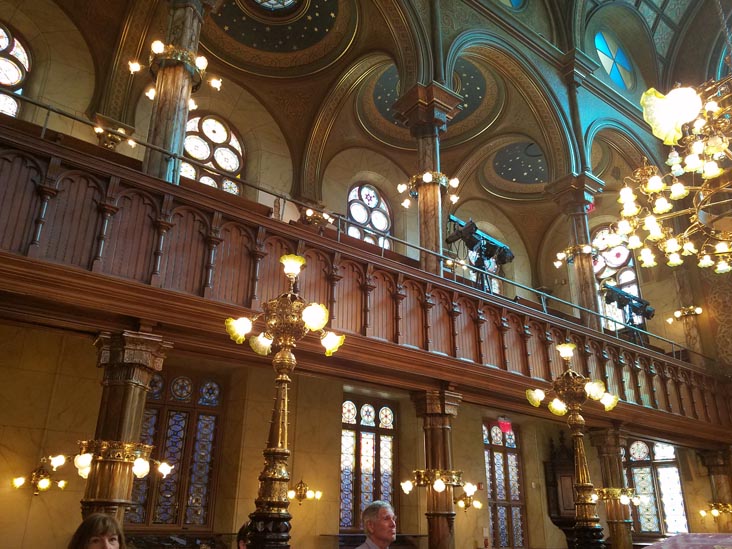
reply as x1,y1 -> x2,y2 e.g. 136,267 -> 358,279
184,135 -> 210,161
371,209 -> 389,231
214,147 -> 240,172
0,93 -> 18,116
254,0 -> 297,10
604,246 -> 630,268
171,376 -> 193,401
629,440 -> 649,461
202,117 -> 228,144
222,179 -> 240,195
198,380 -> 221,406
181,114 -> 245,193
498,0 -> 525,9
342,400 -> 357,423
349,202 -> 369,224
0,24 -> 30,119
180,162 -> 197,180
346,183 -> 393,249
360,403 -> 376,426
0,57 -> 21,85
378,406 -> 394,428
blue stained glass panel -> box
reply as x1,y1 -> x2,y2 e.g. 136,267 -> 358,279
149,374 -> 164,400
360,404 -> 376,426
497,505 -> 509,547
484,449 -> 493,497
380,435 -> 393,503
153,411 -> 189,524
360,432 -> 375,512
340,429 -> 356,527
512,506 -> 524,546
197,381 -> 221,406
482,424 -> 490,444
632,466 -> 660,532
508,454 -> 520,500
505,431 -> 516,449
184,414 -> 217,525
494,453 -> 506,500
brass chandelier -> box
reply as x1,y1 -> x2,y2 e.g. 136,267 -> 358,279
612,52 -> 732,273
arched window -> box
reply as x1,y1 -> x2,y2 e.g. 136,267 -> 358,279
180,114 -> 244,195
483,420 -> 527,548
592,226 -> 640,330
125,370 -> 223,531
594,31 -> 634,90
340,397 -> 396,530
624,439 -> 689,536
498,0 -> 526,11
0,22 -> 31,117
346,183 -> 392,249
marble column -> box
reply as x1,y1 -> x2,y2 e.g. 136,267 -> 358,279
546,174 -> 604,330
700,449 -> 732,532
142,0 -> 219,183
393,84 -> 462,275
590,427 -> 633,549
80,331 -> 171,522
412,387 -> 462,549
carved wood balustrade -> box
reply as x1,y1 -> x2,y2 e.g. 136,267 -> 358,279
0,119 -> 730,447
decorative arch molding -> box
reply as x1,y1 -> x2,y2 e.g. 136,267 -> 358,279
371,0 -> 429,87
301,52 -> 395,201
445,30 -> 574,176
586,119 -> 661,172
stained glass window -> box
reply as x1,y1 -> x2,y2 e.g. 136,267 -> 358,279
0,22 -> 31,117
592,225 -> 641,331
125,370 -> 223,531
340,397 -> 396,530
498,0 -> 525,10
483,419 -> 526,548
595,31 -> 634,90
624,438 -> 689,536
346,183 -> 393,250
180,114 -> 244,195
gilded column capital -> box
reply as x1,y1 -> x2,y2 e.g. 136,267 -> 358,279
95,330 -> 172,373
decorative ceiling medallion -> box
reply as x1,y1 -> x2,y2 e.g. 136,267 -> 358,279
203,0 -> 357,77
480,136 -> 549,199
356,56 -> 504,150
238,0 -> 309,25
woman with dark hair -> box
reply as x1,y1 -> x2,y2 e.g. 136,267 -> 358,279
67,513 -> 126,549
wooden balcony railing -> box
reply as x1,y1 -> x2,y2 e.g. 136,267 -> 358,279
0,115 -> 730,446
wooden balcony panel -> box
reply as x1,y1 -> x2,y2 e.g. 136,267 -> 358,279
0,121 -> 731,442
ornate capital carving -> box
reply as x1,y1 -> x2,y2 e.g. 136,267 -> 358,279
392,83 -> 463,136
412,388 -> 462,417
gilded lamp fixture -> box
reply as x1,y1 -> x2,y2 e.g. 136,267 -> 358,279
287,479 -> 323,505
397,171 -> 460,208
666,305 -> 703,324
225,254 -> 344,548
699,502 -> 732,521
526,342 -> 619,548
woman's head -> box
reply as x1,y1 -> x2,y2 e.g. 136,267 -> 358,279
67,513 -> 126,549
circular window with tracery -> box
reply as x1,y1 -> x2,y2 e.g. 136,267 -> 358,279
346,183 -> 392,250
0,22 -> 31,117
180,114 -> 244,195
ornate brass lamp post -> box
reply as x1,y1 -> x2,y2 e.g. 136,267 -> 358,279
527,342 -> 619,549
225,254 -> 344,548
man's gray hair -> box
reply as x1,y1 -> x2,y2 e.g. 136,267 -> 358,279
361,500 -> 394,534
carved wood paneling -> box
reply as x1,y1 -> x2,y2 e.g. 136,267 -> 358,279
455,297 -> 478,363
401,280 -> 423,349
105,190 -> 158,282
0,123 -> 730,440
0,151 -> 41,253
480,307 -> 504,368
43,171 -> 104,268
331,259 -> 362,335
370,270 -> 396,342
211,222 -> 255,305
430,289 -> 453,357
160,207 -> 208,295
503,312 -> 527,376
